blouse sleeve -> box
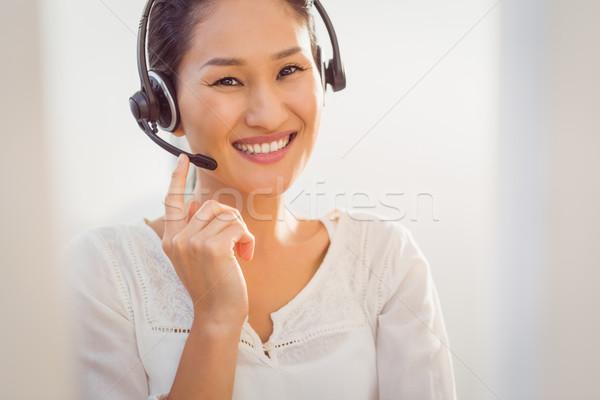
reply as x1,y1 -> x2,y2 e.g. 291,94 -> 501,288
64,229 -> 169,400
375,225 -> 456,400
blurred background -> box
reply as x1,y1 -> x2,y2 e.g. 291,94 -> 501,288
1,0 -> 598,398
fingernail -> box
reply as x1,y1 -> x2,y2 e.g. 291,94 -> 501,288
177,154 -> 185,167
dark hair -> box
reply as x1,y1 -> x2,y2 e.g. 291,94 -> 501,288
148,0 -> 319,88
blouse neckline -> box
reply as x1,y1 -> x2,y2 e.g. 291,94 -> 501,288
136,209 -> 344,350
264,210 -> 342,328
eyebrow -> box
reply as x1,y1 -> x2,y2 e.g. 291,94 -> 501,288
200,46 -> 303,70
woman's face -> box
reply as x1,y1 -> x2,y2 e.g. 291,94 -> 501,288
175,0 -> 324,197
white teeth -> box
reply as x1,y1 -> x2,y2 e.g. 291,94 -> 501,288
235,134 -> 293,155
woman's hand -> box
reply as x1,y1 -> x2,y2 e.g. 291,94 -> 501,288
161,154 -> 255,327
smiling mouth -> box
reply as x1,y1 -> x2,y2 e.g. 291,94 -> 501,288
233,132 -> 297,155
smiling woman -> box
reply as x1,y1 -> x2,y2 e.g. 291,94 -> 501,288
169,0 -> 324,198
64,0 -> 456,399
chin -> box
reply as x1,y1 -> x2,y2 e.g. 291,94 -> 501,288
237,173 -> 294,199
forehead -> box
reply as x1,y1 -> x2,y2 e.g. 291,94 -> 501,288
187,0 -> 312,64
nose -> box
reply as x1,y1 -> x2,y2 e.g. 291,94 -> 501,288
244,83 -> 289,131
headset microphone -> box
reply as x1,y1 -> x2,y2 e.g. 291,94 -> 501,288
129,0 -> 346,171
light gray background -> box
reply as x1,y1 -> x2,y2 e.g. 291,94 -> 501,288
1,0 -> 599,399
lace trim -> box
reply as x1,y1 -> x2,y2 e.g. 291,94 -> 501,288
274,320 -> 368,350
127,232 -> 152,325
358,221 -> 370,314
151,326 -> 191,334
248,210 -> 369,351
376,230 -> 394,316
96,231 -> 135,322
130,223 -> 194,331
127,209 -> 375,357
375,225 -> 405,316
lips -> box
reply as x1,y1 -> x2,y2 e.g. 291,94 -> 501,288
232,131 -> 297,164
232,130 -> 296,146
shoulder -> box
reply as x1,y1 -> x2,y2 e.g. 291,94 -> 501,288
334,208 -> 416,259
63,221 -> 142,274
334,208 -> 430,314
62,220 -> 151,307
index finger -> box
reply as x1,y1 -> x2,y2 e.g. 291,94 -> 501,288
163,153 -> 190,241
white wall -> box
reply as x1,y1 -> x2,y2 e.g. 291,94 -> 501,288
497,0 -> 600,399
41,0 -> 173,242
540,1 -> 600,396
0,1 -> 72,399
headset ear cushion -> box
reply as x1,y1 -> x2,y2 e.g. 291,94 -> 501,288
148,70 -> 180,132
315,45 -> 327,91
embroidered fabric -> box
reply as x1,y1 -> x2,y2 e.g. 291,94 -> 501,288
130,208 -> 370,355
132,224 -> 195,331
265,216 -> 367,351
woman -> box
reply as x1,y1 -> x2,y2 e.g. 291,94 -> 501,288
66,0 -> 456,398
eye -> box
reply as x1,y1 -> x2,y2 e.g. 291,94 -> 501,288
211,76 -> 241,87
278,65 -> 304,79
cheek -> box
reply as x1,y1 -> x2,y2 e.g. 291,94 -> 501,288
178,89 -> 244,145
289,77 -> 323,127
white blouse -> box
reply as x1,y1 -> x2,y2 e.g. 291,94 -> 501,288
65,208 -> 456,399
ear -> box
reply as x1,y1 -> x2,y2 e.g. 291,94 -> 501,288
171,123 -> 185,138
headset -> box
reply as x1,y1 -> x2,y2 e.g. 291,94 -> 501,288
129,0 -> 346,170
